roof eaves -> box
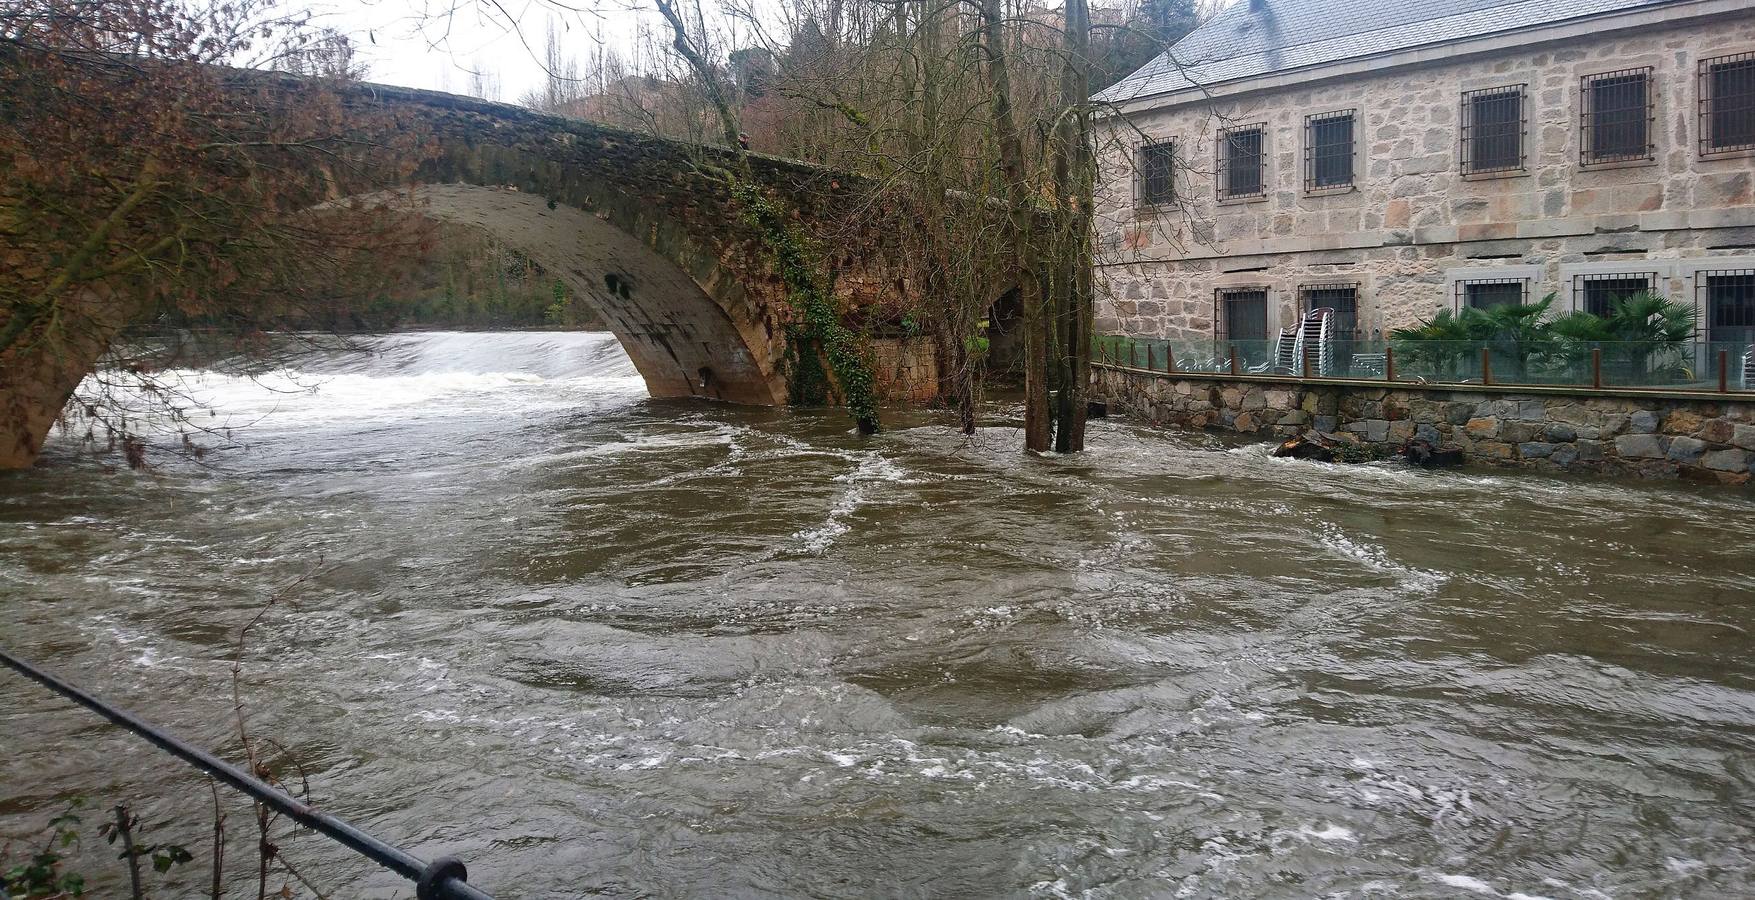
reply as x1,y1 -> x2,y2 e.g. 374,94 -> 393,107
1094,0 -> 1692,109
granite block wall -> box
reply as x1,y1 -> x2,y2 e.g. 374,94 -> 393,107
1094,366 -> 1755,484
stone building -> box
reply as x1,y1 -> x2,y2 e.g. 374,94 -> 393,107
1092,0 -> 1755,348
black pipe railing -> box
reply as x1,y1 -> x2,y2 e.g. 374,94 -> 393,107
0,647 -> 492,900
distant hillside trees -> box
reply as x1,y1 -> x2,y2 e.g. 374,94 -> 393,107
383,227 -> 606,331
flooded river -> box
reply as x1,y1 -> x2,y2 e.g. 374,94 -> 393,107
2,331 -> 1753,898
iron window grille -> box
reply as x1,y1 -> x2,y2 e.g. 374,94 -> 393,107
1699,269 -> 1755,343
1217,124 -> 1267,200
1700,51 -> 1755,155
1580,68 -> 1654,164
1300,283 -> 1361,337
1214,288 -> 1270,342
1304,110 -> 1356,191
1138,141 -> 1175,206
1573,272 -> 1657,316
1455,277 -> 1528,311
1460,85 -> 1527,175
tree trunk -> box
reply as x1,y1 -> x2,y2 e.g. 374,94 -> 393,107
979,0 -> 1050,452
653,0 -> 742,150
906,1 -> 978,435
1051,0 -> 1096,452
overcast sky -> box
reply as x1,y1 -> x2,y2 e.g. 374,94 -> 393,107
308,0 -> 1208,105
308,0 -> 651,102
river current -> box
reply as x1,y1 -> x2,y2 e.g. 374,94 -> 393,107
2,331 -> 1753,898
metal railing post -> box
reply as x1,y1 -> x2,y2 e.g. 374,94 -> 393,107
1480,348 -> 1493,385
1720,349 -> 1730,393
1384,346 -> 1395,382
1229,346 -> 1240,376
1592,347 -> 1603,389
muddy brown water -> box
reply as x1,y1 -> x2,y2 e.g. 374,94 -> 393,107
2,332 -> 1753,898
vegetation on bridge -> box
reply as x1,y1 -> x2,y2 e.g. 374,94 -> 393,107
0,1 -> 436,467
731,181 -> 880,433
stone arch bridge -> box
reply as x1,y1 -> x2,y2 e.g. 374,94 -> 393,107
336,83 -> 971,408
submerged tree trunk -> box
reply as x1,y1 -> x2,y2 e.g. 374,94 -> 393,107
902,0 -> 975,435
979,0 -> 1050,452
1050,0 -> 1096,452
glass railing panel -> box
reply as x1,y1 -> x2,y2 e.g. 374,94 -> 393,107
1093,335 -> 1755,393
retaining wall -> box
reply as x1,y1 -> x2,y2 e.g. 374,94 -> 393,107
1093,365 -> 1755,485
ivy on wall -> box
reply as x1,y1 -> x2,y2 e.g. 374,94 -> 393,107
730,181 -> 879,434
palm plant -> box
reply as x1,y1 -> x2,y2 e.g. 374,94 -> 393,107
1389,308 -> 1475,378
1394,291 -> 1697,385
1614,292 -> 1696,380
1390,294 -> 1557,381
1468,292 -> 1556,381
1549,291 -> 1696,380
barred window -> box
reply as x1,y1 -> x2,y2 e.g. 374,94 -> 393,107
1460,85 -> 1526,175
1305,110 -> 1355,190
1301,283 -> 1360,337
1139,141 -> 1175,206
1457,277 -> 1527,311
1215,288 -> 1269,341
1217,125 -> 1266,200
1581,68 -> 1653,164
1701,270 -> 1755,343
1574,273 -> 1656,317
1701,52 -> 1755,155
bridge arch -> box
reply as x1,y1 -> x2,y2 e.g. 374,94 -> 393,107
1,76 -> 1024,469
404,184 -> 785,405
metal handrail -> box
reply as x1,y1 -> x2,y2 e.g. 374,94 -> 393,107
0,648 -> 492,900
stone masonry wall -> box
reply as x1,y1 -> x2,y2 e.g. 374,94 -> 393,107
1093,366 -> 1755,484
869,337 -> 941,404
1094,9 -> 1755,340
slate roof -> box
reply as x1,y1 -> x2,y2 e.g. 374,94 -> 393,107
1095,0 -> 1684,105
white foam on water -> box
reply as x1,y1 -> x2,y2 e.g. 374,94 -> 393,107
54,331 -> 646,447
1663,856 -> 1706,876
1318,524 -> 1446,592
554,424 -> 741,462
1295,823 -> 1356,842
1435,874 -> 1499,895
1538,880 -> 1611,900
792,451 -> 910,553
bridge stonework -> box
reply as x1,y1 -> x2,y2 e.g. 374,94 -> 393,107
350,85 -> 934,409
0,78 -> 977,468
